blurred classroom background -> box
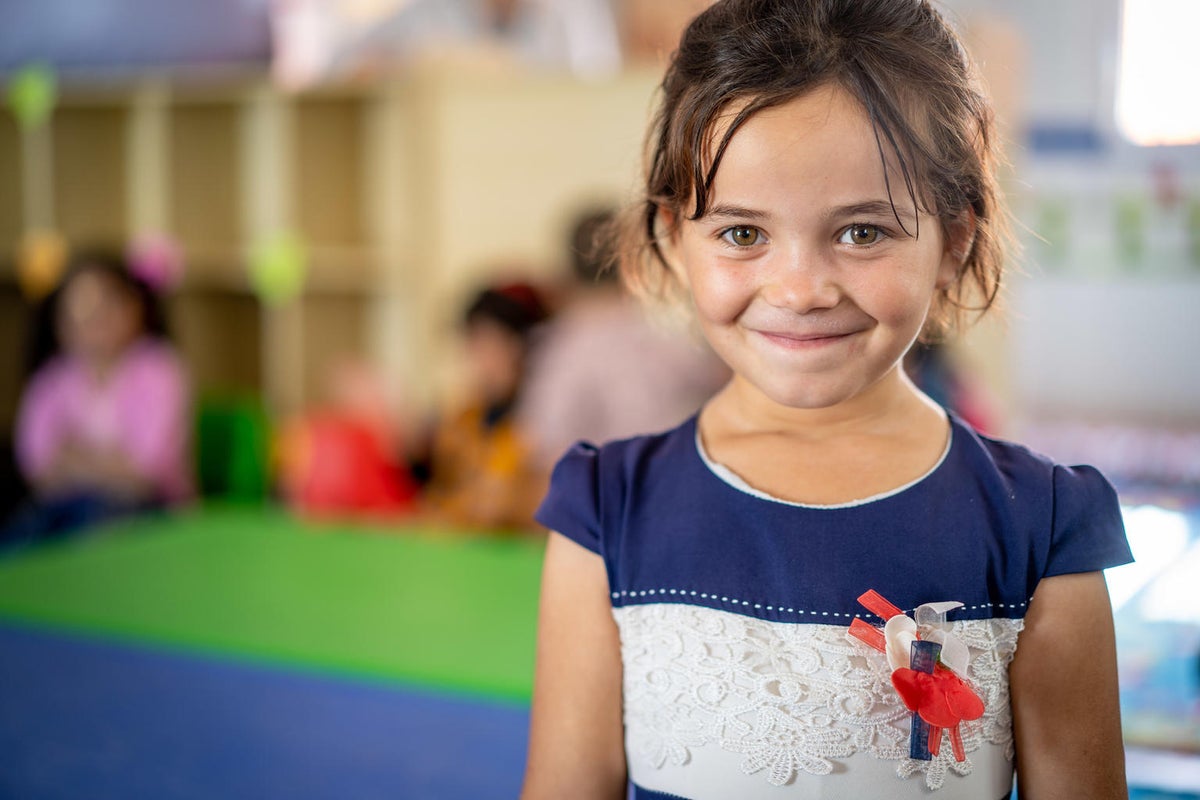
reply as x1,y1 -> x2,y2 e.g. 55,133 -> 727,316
0,0 -> 1197,798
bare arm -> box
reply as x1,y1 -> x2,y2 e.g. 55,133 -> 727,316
521,532 -> 626,799
1009,571 -> 1127,799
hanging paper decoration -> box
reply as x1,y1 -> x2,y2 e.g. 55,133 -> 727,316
250,230 -> 307,305
15,229 -> 67,300
127,231 -> 185,292
7,64 -> 57,131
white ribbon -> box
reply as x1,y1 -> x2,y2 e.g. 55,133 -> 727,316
883,601 -> 969,677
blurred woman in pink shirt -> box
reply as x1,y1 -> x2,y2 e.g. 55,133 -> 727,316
3,251 -> 192,551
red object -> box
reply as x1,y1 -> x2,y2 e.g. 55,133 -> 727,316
858,589 -> 903,620
282,413 -> 419,518
892,665 -> 985,728
850,589 -> 984,763
849,617 -> 887,652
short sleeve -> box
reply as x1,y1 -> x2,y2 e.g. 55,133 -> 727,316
534,442 -> 602,554
1045,464 -> 1134,578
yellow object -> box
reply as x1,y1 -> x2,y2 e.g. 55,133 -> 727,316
423,403 -> 547,533
16,229 -> 67,300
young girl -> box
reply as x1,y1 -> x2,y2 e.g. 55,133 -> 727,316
4,251 -> 192,549
522,1 -> 1132,798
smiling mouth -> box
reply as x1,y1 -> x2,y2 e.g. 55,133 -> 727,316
755,329 -> 860,349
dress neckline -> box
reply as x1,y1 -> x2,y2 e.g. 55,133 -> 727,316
691,413 -> 955,510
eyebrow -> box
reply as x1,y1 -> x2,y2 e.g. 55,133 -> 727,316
828,200 -> 917,224
702,204 -> 772,222
699,200 -> 918,224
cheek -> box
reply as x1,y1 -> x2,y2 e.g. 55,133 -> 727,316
880,282 -> 935,326
682,259 -> 750,325
853,259 -> 943,330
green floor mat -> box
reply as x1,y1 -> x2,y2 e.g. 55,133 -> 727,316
0,506 -> 545,701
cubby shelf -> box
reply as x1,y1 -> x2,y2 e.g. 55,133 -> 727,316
1,64 -> 661,426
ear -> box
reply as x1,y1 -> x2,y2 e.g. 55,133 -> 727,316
655,206 -> 690,290
937,209 -> 977,290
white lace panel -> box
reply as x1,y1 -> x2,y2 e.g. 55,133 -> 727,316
615,603 -> 1022,795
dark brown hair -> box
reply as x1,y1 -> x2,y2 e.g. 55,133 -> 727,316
615,0 -> 1008,340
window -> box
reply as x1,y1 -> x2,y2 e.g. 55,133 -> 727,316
1115,0 -> 1200,146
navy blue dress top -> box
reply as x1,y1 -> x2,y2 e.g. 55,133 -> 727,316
534,412 -> 1133,799
537,412 -> 1132,622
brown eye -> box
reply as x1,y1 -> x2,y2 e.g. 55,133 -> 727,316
841,224 -> 881,245
725,226 -> 760,247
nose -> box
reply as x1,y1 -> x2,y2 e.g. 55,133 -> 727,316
759,245 -> 840,312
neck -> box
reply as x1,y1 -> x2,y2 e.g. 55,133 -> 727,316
706,366 -> 943,442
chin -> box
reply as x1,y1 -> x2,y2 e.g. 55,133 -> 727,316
756,380 -> 863,411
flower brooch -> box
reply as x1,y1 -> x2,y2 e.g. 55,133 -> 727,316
848,590 -> 984,762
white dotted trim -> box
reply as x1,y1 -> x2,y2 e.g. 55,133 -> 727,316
609,589 -> 1029,617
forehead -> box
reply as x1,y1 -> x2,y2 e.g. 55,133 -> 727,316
701,84 -> 904,212
691,85 -> 931,225
61,268 -> 133,311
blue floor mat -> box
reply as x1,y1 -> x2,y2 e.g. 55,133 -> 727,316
0,622 -> 529,800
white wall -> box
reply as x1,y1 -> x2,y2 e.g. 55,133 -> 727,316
946,0 -> 1200,427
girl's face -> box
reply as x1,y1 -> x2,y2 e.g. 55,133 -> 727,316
57,269 -> 144,367
666,83 -> 965,414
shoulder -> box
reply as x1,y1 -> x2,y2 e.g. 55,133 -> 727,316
556,416 -> 697,485
16,359 -> 74,435
948,415 -> 1131,576
534,416 -> 698,553
122,338 -> 188,384
19,355 -> 91,414
954,416 -> 1117,504
128,338 -> 185,370
953,416 -> 1055,482
23,355 -> 77,395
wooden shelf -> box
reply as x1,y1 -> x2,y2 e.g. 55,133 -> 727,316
168,100 -> 243,266
168,289 -> 261,397
0,281 -> 28,430
0,115 -> 21,259
52,105 -> 129,247
294,95 -> 368,251
0,65 -> 661,416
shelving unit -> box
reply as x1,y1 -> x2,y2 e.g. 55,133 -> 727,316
0,62 -> 662,430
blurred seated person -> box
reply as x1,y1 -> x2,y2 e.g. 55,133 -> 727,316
420,282 -> 549,533
2,250 -> 192,551
277,357 -> 420,519
517,207 -> 728,470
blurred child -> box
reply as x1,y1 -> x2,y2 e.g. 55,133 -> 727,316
421,282 -> 549,532
518,207 -> 728,470
277,357 -> 420,519
2,251 -> 192,550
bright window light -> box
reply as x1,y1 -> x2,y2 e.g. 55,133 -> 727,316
1105,505 -> 1191,611
1115,0 -> 1200,146
1139,539 -> 1200,623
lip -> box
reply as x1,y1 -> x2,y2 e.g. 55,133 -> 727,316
754,329 -> 860,349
